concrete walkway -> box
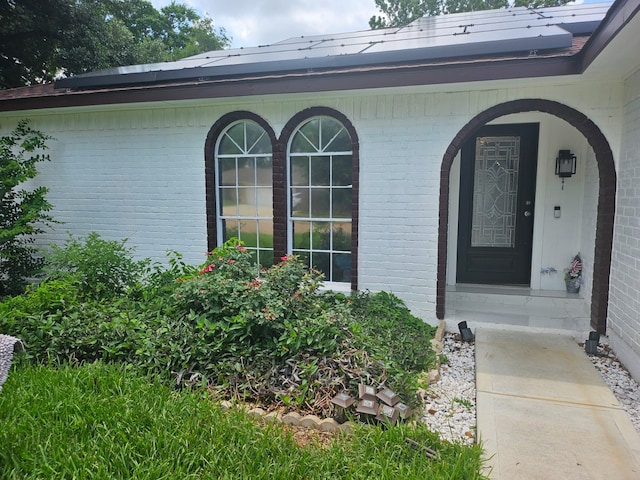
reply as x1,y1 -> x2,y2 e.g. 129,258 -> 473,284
476,328 -> 640,480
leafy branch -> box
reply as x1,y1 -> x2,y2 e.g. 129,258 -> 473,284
0,119 -> 54,296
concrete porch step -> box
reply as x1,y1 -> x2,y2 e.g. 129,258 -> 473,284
445,284 -> 591,338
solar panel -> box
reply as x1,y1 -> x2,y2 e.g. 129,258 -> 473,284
364,25 -> 571,57
55,2 -> 613,89
201,42 -> 368,66
404,3 -> 609,30
271,28 -> 385,46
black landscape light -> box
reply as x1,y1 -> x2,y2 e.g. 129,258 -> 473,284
458,321 -> 475,342
585,331 -> 600,355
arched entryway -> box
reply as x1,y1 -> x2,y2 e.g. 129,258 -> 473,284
436,99 -> 616,334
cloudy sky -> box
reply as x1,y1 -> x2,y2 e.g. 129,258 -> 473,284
149,0 -> 380,48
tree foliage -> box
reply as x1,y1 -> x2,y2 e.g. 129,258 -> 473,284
369,0 -> 572,29
0,0 -> 229,88
0,120 -> 53,296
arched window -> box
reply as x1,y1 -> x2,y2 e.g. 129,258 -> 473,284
288,116 -> 353,284
215,120 -> 274,267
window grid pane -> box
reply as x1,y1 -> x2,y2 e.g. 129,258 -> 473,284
217,120 -> 273,266
288,117 -> 352,283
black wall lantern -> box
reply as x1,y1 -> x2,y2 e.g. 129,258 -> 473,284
556,149 -> 577,189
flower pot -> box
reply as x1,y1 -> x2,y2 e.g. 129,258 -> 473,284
565,277 -> 580,294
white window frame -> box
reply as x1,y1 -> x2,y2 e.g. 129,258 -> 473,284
215,119 -> 273,267
286,116 -> 353,288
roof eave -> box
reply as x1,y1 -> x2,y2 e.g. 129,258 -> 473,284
0,55 -> 582,113
578,0 -> 640,71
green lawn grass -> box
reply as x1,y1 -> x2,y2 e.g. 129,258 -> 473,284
0,362 -> 486,479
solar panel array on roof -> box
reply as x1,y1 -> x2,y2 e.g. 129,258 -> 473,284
55,2 -> 613,89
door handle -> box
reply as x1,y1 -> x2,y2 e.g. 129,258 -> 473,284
524,211 -> 532,217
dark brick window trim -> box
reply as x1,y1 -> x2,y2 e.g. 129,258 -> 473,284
437,99 -> 616,334
205,107 -> 360,291
204,110 -> 279,258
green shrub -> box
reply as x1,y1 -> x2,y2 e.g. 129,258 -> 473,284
0,279 -> 83,358
0,279 -> 79,319
175,241 -> 348,359
0,120 -> 54,297
45,232 -> 149,299
141,250 -> 197,300
351,291 -> 437,371
1,236 -> 437,417
349,290 -> 438,403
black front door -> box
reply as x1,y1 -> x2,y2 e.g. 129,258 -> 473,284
456,123 -> 539,285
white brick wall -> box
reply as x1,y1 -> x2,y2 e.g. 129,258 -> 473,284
0,77 -> 624,324
608,68 -> 640,382
22,113 -> 212,267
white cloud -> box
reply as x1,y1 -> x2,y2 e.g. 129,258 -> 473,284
150,0 -> 380,48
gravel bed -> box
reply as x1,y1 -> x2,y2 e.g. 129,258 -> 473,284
588,343 -> 640,434
420,333 -> 640,445
420,334 -> 476,445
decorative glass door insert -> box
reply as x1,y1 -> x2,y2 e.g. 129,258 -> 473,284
471,136 -> 520,248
